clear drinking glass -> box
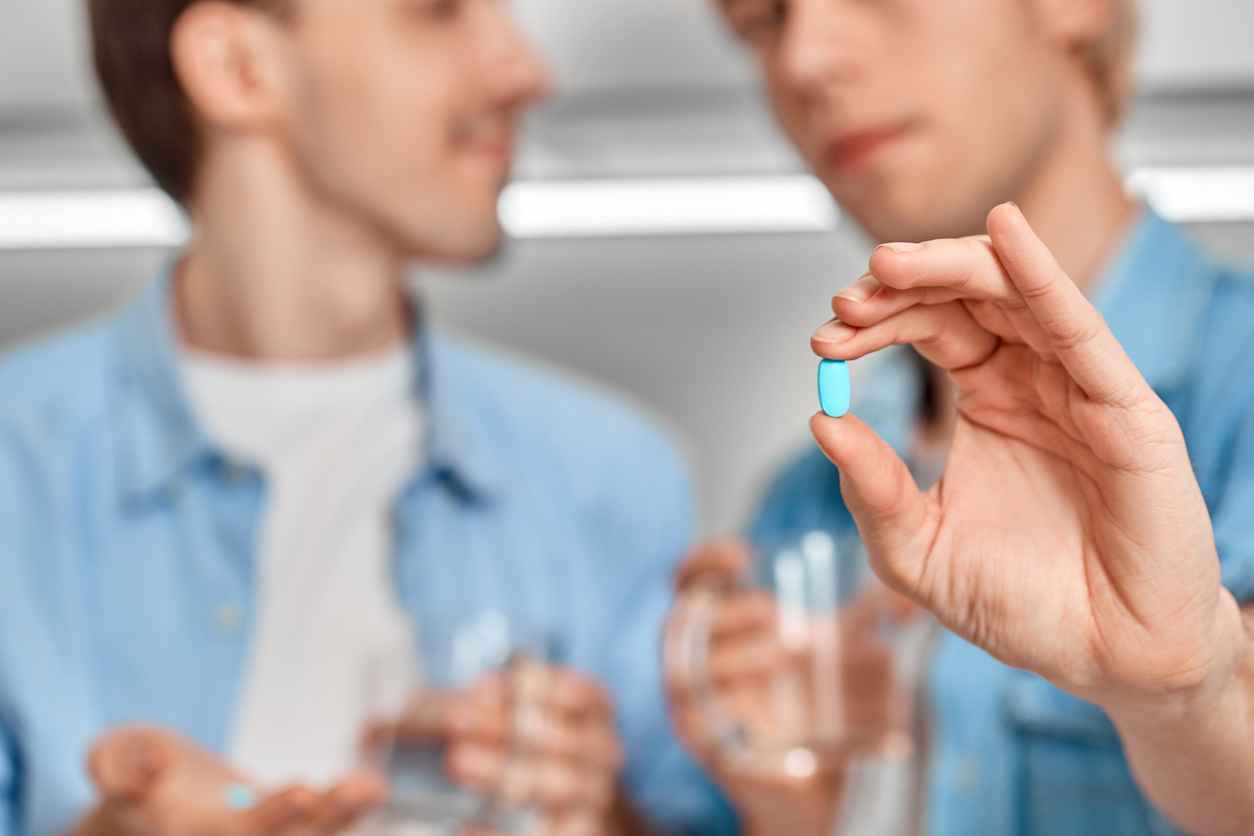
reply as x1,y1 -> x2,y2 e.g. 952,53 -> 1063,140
360,610 -> 556,836
669,528 -> 918,782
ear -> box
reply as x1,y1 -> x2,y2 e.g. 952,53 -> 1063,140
1033,0 -> 1118,51
170,1 -> 291,131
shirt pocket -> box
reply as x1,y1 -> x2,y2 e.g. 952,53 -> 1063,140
1002,675 -> 1184,836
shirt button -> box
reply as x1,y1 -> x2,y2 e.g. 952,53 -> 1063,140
215,603 -> 244,635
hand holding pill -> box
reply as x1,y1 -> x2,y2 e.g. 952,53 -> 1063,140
807,203 -> 1238,726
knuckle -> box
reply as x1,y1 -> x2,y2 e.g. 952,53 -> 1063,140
1047,316 -> 1102,352
1018,273 -> 1058,300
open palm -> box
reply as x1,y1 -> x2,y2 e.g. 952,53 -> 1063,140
83,727 -> 386,836
810,203 -> 1240,707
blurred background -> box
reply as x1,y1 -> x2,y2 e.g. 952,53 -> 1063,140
2,0 -> 1253,534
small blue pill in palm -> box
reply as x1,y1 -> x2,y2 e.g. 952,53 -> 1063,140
225,783 -> 258,811
818,359 -> 851,418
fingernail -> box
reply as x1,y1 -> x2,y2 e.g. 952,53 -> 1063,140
997,201 -> 1022,218
812,320 -> 856,344
836,273 -> 879,304
879,242 -> 923,254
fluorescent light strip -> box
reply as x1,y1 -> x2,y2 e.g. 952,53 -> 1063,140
1127,166 -> 1254,224
499,176 -> 840,237
0,189 -> 187,250
0,167 -> 1252,250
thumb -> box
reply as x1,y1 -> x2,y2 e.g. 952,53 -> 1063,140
87,728 -> 168,804
240,786 -> 322,834
809,413 -> 932,593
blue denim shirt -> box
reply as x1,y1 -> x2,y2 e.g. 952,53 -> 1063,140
0,275 -> 736,836
752,212 -> 1254,836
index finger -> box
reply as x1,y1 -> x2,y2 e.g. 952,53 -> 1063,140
867,235 -> 1019,303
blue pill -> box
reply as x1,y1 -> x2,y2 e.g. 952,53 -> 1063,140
818,359 -> 851,418
225,784 -> 258,811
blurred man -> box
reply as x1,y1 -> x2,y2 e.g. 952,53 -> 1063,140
669,0 -> 1254,834
0,2 -> 729,835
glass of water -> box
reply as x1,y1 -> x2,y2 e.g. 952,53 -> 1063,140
359,609 -> 557,836
668,528 -> 919,781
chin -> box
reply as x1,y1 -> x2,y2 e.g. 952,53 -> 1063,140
444,233 -> 507,266
842,180 -> 971,244
390,207 -> 506,264
418,223 -> 506,265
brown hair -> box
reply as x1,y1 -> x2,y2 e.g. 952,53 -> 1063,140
87,0 -> 284,205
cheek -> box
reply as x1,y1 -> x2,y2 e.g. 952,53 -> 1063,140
945,67 -> 1060,195
295,57 -> 453,191
764,73 -> 816,158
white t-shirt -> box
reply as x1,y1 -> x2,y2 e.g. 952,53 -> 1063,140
183,347 -> 422,788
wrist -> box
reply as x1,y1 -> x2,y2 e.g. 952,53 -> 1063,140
1103,589 -> 1248,734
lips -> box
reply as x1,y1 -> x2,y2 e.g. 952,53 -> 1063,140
822,121 -> 915,173
453,117 -> 516,166
462,137 -> 514,164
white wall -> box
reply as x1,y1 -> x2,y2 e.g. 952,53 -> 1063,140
1138,2 -> 1254,89
4,0 -> 1254,116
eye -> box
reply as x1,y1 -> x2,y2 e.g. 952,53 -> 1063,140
409,0 -> 462,21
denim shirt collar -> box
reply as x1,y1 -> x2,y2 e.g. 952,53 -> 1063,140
1090,207 -> 1215,394
111,269 -> 502,505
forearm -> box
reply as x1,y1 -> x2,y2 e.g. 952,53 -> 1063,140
1109,599 -> 1254,836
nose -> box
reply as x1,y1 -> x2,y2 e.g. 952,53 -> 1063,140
776,0 -> 855,101
479,3 -> 555,110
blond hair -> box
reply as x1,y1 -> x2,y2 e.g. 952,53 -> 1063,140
1090,0 -> 1140,125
